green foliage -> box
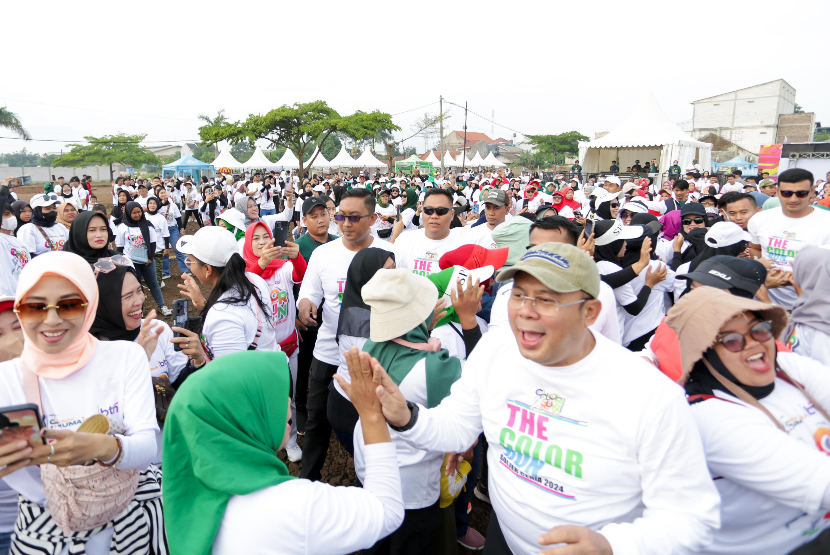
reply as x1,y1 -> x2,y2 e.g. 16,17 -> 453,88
0,148 -> 57,167
794,103 -> 804,114
526,131 -> 589,163
199,100 -> 399,177
230,141 -> 254,163
814,130 -> 830,142
52,133 -> 160,180
0,107 -> 30,140
191,143 -> 217,163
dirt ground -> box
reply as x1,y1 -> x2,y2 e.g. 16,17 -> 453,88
13,182 -> 492,553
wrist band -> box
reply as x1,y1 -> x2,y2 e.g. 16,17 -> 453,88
98,436 -> 123,468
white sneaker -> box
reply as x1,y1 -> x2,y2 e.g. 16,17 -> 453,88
162,274 -> 172,280
159,281 -> 166,288
286,444 -> 302,463
160,306 -> 173,316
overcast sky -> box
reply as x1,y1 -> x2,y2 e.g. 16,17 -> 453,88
3,0 -> 828,156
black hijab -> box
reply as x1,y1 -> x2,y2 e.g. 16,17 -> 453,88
593,220 -> 625,266
336,248 -> 395,341
89,265 -> 142,342
31,202 -> 58,227
111,191 -> 129,226
123,201 -> 153,255
146,196 -> 161,216
684,347 -> 776,400
63,211 -> 116,264
11,200 -> 29,233
621,214 -> 661,267
679,227 -> 709,265
593,198 -> 615,220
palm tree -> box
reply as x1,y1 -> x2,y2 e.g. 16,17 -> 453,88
0,107 -> 31,140
197,109 -> 227,159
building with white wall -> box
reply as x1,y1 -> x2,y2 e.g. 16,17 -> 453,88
690,79 -> 795,156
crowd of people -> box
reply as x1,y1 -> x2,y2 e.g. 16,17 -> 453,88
0,160 -> 828,555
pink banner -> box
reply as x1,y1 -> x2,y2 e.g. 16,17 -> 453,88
758,144 -> 782,179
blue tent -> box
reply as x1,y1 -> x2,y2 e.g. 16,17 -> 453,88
712,156 -> 756,173
162,154 -> 215,180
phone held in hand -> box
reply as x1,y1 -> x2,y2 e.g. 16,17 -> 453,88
0,404 -> 46,447
273,221 -> 290,259
172,299 -> 188,351
583,219 -> 594,237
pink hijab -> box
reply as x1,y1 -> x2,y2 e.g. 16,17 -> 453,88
15,251 -> 99,379
659,210 -> 682,240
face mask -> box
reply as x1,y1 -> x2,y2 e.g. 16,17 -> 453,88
2,216 -> 16,231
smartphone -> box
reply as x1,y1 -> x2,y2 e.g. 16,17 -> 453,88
396,205 -> 401,222
273,221 -> 290,253
522,198 -> 529,209
584,219 -> 594,237
172,299 -> 188,351
472,204 -> 481,215
0,404 -> 46,447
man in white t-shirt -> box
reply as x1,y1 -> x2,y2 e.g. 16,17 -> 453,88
391,188 -> 471,276
358,241 -> 720,555
719,174 -> 743,195
748,168 -> 830,309
297,187 -> 396,482
464,188 -> 510,249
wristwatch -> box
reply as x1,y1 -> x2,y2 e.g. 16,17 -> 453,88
390,401 -> 419,432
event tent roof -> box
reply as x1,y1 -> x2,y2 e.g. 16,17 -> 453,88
211,148 -> 244,170
443,150 -> 459,167
469,152 -> 485,167
307,147 -> 331,169
244,147 -> 277,169
272,148 -> 301,168
328,146 -> 357,167
483,152 -> 505,167
162,154 -> 214,171
355,148 -> 388,168
712,156 -> 754,169
423,151 -> 441,166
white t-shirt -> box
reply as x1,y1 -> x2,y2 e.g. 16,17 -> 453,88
747,207 -> 830,309
596,259 -> 638,334
690,352 -> 830,555
462,222 -> 498,249
395,328 -> 720,555
115,223 -> 158,264
297,238 -> 396,365
0,234 -> 30,296
393,228 -> 471,277
719,182 -> 743,195
135,195 -> 150,209
202,273 -> 279,358
214,443 -> 403,555
787,323 -> 830,368
159,203 -> 182,229
16,222 -> 68,257
374,204 -> 397,233
145,213 -> 169,250
258,262 -> 301,343
620,260 -> 675,346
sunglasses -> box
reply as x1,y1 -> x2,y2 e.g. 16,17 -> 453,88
92,255 -> 132,277
715,321 -> 774,353
334,213 -> 372,223
609,203 -> 619,208
14,298 -> 88,323
682,217 -> 705,225
422,206 -> 451,216
779,189 -> 810,198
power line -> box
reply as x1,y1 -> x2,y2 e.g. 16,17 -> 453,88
444,100 -> 528,138
0,136 -> 200,144
0,96 -> 201,122
391,101 -> 439,117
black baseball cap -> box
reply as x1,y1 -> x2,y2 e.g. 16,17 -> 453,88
302,196 -> 328,214
678,256 -> 766,298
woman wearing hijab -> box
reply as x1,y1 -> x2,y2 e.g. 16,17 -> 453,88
786,245 -> 830,366
163,350 -> 403,555
374,189 -> 397,239
242,221 -> 307,462
672,222 -> 751,301
399,187 -> 420,231
144,197 -> 169,286
115,201 -> 171,316
55,202 -> 78,231
16,193 -> 68,258
110,190 -> 130,229
329,248 -> 396,456
11,200 -> 31,235
0,251 -> 164,554
667,287 -> 830,555
354,269 -> 463,554
62,210 -> 118,264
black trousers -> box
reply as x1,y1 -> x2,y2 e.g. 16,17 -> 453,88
483,512 -> 514,554
294,326 -> 319,431
298,357 -> 338,481
365,500 -> 441,555
182,209 -> 203,229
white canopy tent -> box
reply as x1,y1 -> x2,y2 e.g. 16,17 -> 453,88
272,148 -> 301,169
469,152 -> 485,167
423,150 -> 441,166
577,92 -> 712,175
355,148 -> 388,168
307,147 -> 331,169
243,147 -> 278,169
442,150 -> 459,168
328,146 -> 357,168
211,148 -> 244,171
483,151 -> 506,167
456,153 -> 475,168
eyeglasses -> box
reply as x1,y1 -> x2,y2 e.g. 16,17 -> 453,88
422,206 -> 451,216
334,213 -> 372,223
14,298 -> 88,323
715,321 -> 774,353
779,189 -> 810,198
609,203 -> 619,208
682,217 -> 705,225
92,255 -> 131,277
508,292 -> 586,315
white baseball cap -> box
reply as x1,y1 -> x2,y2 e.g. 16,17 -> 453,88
704,222 -> 751,249
29,193 -> 61,209
594,219 -> 646,246
217,208 -> 246,231
604,175 -> 622,186
176,226 -> 239,267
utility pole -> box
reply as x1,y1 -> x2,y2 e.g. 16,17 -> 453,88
462,101 -> 468,173
439,95 -> 444,175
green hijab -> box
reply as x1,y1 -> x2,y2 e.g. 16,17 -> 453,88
401,187 -> 418,212
43,182 -> 54,194
363,323 -> 461,408
162,351 -> 293,555
377,192 -> 390,208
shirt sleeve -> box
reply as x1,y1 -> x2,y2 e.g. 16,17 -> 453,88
204,306 -> 251,358
118,343 -> 160,470
747,214 -> 761,244
16,225 -> 36,254
599,386 -> 721,555
115,224 -> 126,248
297,249 -> 324,306
156,322 -> 189,382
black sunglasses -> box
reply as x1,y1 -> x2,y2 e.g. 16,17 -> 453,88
716,321 -> 774,353
682,217 -> 705,225
779,189 -> 810,198
422,206 -> 451,216
334,213 -> 372,223
609,203 -> 619,208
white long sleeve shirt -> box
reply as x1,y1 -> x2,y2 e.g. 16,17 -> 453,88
395,328 -> 720,555
691,351 -> 830,555
214,442 -> 404,555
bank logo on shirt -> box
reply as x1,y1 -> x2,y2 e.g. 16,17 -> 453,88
814,427 -> 830,454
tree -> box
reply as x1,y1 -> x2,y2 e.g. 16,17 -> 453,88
815,130 -> 830,142
525,131 -> 589,167
0,107 -> 30,140
191,142 -> 217,163
231,141 -> 255,163
0,148 -> 41,166
52,133 -> 160,181
197,110 -> 227,160
794,103 -> 804,114
410,111 -> 450,153
199,101 -> 399,178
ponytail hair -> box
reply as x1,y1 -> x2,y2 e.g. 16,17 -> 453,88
201,253 -> 271,323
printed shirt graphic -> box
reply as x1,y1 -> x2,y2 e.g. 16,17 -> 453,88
394,228 -> 470,277
0,235 -> 30,294
262,263 -> 301,342
17,223 -> 68,256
